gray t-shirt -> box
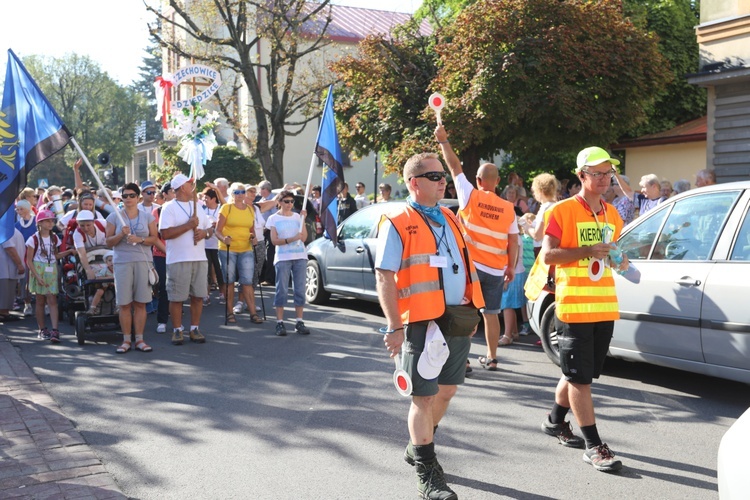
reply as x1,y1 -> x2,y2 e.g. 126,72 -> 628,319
106,210 -> 154,264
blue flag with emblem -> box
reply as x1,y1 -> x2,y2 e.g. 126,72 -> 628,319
0,49 -> 72,244
314,85 -> 344,245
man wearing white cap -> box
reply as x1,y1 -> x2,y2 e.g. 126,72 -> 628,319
376,152 -> 485,500
159,173 -> 214,345
539,146 -> 629,472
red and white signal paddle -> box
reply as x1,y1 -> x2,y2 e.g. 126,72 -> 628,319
392,352 -> 413,397
428,92 -> 446,125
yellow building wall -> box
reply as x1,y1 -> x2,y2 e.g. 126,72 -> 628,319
621,142 -> 707,188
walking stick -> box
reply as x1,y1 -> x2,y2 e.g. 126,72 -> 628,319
258,269 -> 267,321
224,243 -> 230,326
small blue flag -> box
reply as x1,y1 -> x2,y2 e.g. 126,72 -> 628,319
314,85 -> 345,245
0,49 -> 71,244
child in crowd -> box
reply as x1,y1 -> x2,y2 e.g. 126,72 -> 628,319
25,210 -> 73,342
498,217 -> 528,346
87,252 -> 114,315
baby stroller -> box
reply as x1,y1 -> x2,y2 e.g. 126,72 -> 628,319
74,245 -> 120,345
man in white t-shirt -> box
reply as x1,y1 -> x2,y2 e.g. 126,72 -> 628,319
138,180 -> 161,215
159,174 -> 213,345
436,124 -> 519,371
354,182 -> 370,209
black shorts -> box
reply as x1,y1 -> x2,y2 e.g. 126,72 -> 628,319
556,319 -> 614,385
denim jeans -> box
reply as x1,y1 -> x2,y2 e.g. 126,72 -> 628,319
273,258 -> 306,307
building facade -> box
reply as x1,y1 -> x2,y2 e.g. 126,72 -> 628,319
688,2 -> 750,182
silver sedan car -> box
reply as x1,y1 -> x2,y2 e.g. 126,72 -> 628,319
527,181 -> 750,384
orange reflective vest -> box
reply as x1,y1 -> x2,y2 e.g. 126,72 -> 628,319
550,197 -> 623,323
384,205 -> 485,324
458,189 -> 516,270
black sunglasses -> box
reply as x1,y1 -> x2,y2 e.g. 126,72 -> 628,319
281,199 -> 295,204
144,190 -> 156,195
121,193 -> 138,199
411,171 -> 447,182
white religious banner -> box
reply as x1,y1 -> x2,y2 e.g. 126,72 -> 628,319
154,64 -> 223,180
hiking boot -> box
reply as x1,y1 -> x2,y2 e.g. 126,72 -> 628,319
583,443 -> 622,472
38,328 -> 50,340
541,416 -> 585,448
49,329 -> 61,344
189,328 -> 206,343
171,329 -> 184,345
295,320 -> 310,335
405,443 -> 446,473
415,459 -> 457,500
275,322 -> 287,336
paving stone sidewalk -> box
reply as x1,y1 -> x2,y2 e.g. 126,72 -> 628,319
0,332 -> 126,499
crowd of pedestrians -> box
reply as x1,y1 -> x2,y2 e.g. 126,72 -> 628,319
2,165 -> 327,353
0,146 -> 718,500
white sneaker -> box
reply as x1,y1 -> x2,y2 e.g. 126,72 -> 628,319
256,305 -> 262,312
233,301 -> 245,314
156,323 -> 166,334
44,305 -> 49,316
23,304 -> 32,316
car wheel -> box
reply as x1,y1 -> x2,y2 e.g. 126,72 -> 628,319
75,312 -> 87,346
305,260 -> 330,305
539,302 -> 560,366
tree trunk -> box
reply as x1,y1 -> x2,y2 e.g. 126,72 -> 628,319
460,147 -> 481,183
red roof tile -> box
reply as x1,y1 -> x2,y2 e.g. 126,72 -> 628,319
614,116 -> 707,148
301,3 -> 432,43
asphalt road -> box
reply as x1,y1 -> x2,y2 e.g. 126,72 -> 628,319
4,289 -> 749,499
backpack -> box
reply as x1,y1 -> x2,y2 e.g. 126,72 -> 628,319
27,232 -> 59,263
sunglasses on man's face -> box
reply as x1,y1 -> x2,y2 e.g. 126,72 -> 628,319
121,193 -> 138,199
281,199 -> 295,204
144,190 -> 155,195
411,171 -> 447,182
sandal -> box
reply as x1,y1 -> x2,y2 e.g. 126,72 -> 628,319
498,335 -> 514,347
227,313 -> 236,324
116,341 -> 131,354
478,356 -> 498,371
250,314 -> 263,324
135,340 -> 153,352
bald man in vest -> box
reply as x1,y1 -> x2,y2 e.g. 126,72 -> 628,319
435,124 -> 518,372
376,152 -> 485,500
540,146 -> 629,472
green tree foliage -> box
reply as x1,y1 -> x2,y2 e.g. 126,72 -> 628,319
21,54 -> 145,188
334,0 -> 671,178
332,21 -> 440,177
622,0 -> 705,136
435,0 -> 671,169
156,145 -> 262,190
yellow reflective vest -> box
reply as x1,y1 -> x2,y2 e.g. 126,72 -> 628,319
550,197 -> 623,323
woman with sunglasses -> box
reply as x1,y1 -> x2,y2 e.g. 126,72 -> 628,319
215,182 -> 262,324
106,183 -> 158,354
265,190 -> 309,336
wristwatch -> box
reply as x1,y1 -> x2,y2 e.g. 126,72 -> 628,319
206,229 -> 211,239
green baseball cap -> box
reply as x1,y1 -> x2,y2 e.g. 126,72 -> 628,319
576,147 -> 620,171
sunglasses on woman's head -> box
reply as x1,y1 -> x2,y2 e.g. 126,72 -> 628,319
121,193 -> 138,199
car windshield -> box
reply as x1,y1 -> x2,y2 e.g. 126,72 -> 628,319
339,204 -> 394,240
619,190 -> 741,261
